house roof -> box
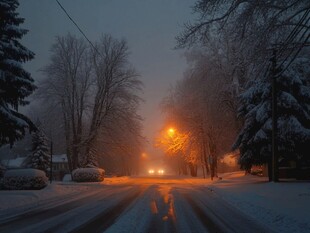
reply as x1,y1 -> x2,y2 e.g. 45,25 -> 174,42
1,157 -> 26,168
1,154 -> 68,168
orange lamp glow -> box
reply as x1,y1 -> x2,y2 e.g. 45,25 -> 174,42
168,128 -> 175,137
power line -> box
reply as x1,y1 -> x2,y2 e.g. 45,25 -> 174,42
254,9 -> 309,84
277,9 -> 310,58
277,11 -> 310,75
55,0 -> 101,55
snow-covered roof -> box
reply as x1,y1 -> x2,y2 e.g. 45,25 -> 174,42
1,157 -> 26,168
4,168 -> 47,178
52,154 -> 68,163
1,154 -> 68,167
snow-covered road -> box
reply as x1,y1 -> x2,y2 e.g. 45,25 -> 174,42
0,176 -> 273,233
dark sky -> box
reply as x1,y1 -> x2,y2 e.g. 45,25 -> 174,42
18,0 -> 196,158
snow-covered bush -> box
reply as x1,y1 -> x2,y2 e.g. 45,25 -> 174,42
3,169 -> 48,190
72,167 -> 105,182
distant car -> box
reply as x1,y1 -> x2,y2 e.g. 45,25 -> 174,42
157,169 -> 164,175
148,169 -> 164,175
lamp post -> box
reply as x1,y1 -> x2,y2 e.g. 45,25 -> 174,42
271,49 -> 279,182
50,140 -> 53,184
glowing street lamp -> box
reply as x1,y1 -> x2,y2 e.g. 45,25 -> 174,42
168,128 -> 175,137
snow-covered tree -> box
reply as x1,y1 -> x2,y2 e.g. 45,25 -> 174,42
233,61 -> 310,176
176,0 -> 310,180
0,0 -> 36,147
23,129 -> 50,175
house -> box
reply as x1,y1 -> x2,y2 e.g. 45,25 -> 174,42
52,154 -> 70,180
261,158 -> 310,180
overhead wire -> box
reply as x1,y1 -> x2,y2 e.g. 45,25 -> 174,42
276,8 -> 310,58
278,31 -> 310,76
55,0 -> 102,56
256,8 -> 310,84
277,9 -> 310,75
249,8 -> 310,83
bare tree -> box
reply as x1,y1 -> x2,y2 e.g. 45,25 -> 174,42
39,33 -> 92,171
83,35 -> 142,167
160,53 -> 238,179
38,34 -> 144,172
94,87 -> 144,175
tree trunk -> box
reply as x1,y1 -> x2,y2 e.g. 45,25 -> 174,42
189,163 -> 197,177
202,138 -> 210,175
202,164 -> 206,178
268,160 -> 272,182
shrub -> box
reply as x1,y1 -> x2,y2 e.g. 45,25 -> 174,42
72,167 -> 105,182
3,169 -> 48,190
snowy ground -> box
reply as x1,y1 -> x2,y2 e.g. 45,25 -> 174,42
205,172 -> 310,233
0,172 -> 309,233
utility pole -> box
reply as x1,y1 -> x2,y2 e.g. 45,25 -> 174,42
50,140 -> 53,184
271,49 -> 279,182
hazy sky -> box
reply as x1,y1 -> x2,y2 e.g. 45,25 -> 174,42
18,0 -> 196,159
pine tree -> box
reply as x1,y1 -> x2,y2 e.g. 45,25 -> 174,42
233,61 -> 310,175
24,129 -> 50,175
0,0 -> 36,147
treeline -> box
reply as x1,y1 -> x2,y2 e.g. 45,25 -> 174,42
159,0 -> 310,180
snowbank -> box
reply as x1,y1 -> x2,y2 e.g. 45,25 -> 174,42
72,167 -> 105,182
208,172 -> 310,233
62,173 -> 72,182
3,169 -> 48,190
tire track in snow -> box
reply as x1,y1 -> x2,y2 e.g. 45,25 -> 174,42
20,186 -> 141,233
104,185 -> 159,233
171,189 -> 209,233
69,187 -> 144,233
0,189 -> 107,232
184,193 -> 227,233
0,184 -> 104,222
182,187 -> 273,233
